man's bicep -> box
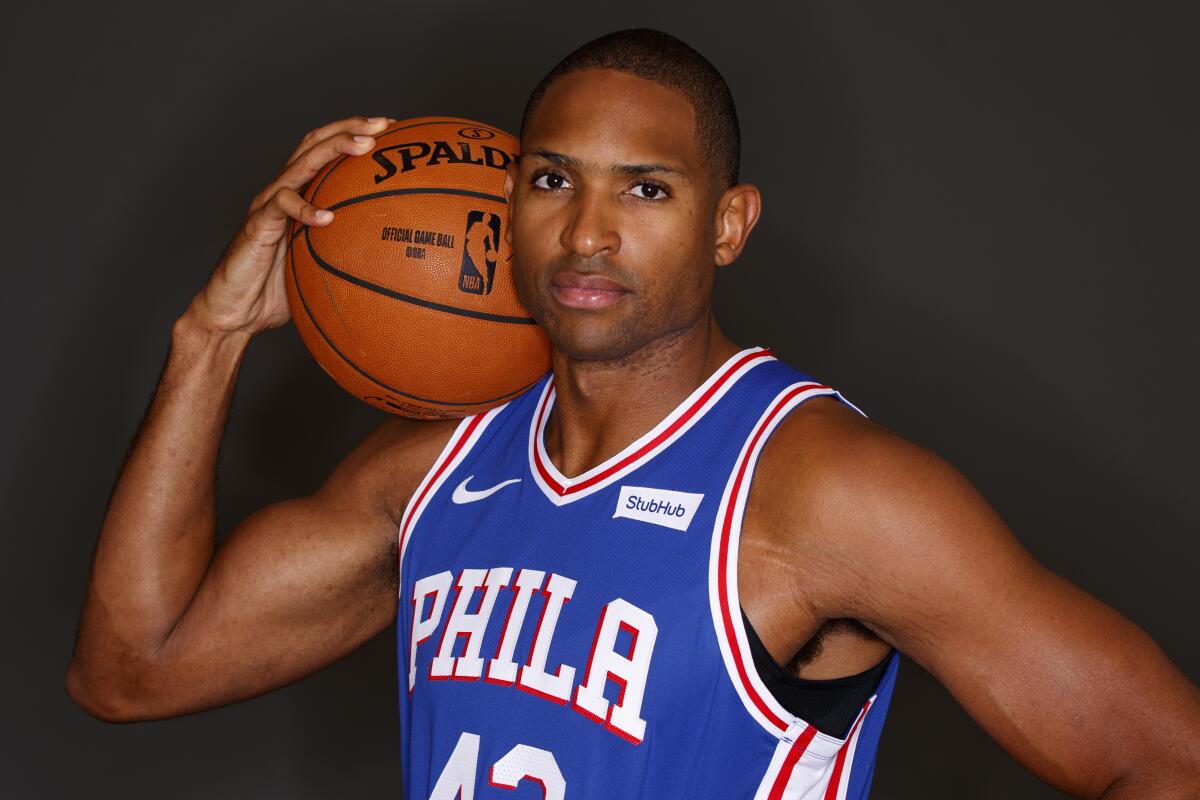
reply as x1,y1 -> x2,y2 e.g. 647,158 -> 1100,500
145,496 -> 397,713
825,437 -> 1200,797
141,418 -> 454,718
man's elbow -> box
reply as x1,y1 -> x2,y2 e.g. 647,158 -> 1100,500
64,658 -> 160,723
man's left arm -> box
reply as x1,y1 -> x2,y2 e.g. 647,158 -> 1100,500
786,410 -> 1200,798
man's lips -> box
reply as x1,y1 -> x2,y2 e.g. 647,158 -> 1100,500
550,270 -> 630,309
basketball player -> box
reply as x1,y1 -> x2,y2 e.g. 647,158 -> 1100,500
68,30 -> 1200,798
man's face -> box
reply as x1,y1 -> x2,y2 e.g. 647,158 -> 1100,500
507,69 -> 718,362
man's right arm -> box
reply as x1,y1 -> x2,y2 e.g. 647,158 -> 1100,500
66,116 -> 456,722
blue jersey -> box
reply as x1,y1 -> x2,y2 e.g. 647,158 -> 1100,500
397,347 -> 900,799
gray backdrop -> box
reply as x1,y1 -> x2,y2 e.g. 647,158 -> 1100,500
3,0 -> 1196,797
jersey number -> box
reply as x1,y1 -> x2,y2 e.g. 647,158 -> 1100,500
430,732 -> 566,800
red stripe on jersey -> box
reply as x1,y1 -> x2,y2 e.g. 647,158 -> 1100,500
716,383 -> 827,732
823,699 -> 873,800
767,723 -> 819,800
532,349 -> 773,496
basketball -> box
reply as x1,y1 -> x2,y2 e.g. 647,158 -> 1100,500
285,116 -> 550,419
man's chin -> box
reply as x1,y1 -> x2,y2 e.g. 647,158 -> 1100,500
542,318 -> 644,364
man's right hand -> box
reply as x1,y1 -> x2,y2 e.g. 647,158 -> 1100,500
189,115 -> 394,336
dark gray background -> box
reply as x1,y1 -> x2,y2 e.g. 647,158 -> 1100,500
3,0 -> 1196,797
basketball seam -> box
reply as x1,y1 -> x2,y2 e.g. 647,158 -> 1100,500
302,227 -> 536,326
288,187 -> 508,246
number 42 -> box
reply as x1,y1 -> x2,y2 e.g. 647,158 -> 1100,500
430,732 -> 566,800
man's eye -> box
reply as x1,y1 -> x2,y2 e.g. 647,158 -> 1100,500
631,182 -> 666,200
533,172 -> 569,190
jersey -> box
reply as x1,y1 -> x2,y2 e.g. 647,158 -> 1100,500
397,347 -> 901,799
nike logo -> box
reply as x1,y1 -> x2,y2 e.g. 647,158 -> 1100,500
452,476 -> 522,504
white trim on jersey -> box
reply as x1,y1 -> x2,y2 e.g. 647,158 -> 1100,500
752,721 -> 819,800
527,347 -> 776,506
822,698 -> 875,800
397,404 -> 506,575
751,698 -> 875,800
707,380 -> 870,771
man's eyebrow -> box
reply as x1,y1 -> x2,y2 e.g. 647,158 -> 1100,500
614,163 -> 691,182
527,150 -> 583,170
527,149 -> 691,182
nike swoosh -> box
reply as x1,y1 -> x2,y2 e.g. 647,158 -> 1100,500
451,476 -> 522,504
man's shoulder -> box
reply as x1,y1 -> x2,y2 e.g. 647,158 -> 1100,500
744,391 -> 997,619
756,393 -> 917,484
750,393 -> 968,555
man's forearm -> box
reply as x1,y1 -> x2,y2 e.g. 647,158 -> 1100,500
68,308 -> 250,711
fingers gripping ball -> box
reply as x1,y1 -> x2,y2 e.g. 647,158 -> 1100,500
285,117 -> 551,419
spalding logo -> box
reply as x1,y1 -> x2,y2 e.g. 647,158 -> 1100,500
371,141 -> 515,184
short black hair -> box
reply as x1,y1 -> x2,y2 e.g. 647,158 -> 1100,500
521,29 -> 741,189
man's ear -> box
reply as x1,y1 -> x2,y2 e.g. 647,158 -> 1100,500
713,183 -> 762,266
503,162 -> 518,247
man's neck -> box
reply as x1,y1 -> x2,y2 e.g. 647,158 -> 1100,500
543,317 -> 740,479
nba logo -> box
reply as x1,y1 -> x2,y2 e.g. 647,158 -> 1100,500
458,210 -> 502,295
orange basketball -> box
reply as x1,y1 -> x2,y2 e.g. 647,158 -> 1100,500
285,116 -> 550,419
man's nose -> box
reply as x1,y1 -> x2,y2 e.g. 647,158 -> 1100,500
560,190 -> 621,258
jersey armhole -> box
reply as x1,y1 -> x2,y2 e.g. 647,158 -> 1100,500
740,606 -> 892,739
706,380 -> 874,760
396,406 -> 505,574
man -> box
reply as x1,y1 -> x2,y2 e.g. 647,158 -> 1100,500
68,29 -> 1200,799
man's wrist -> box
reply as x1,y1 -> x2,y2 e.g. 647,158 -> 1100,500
172,302 -> 254,357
